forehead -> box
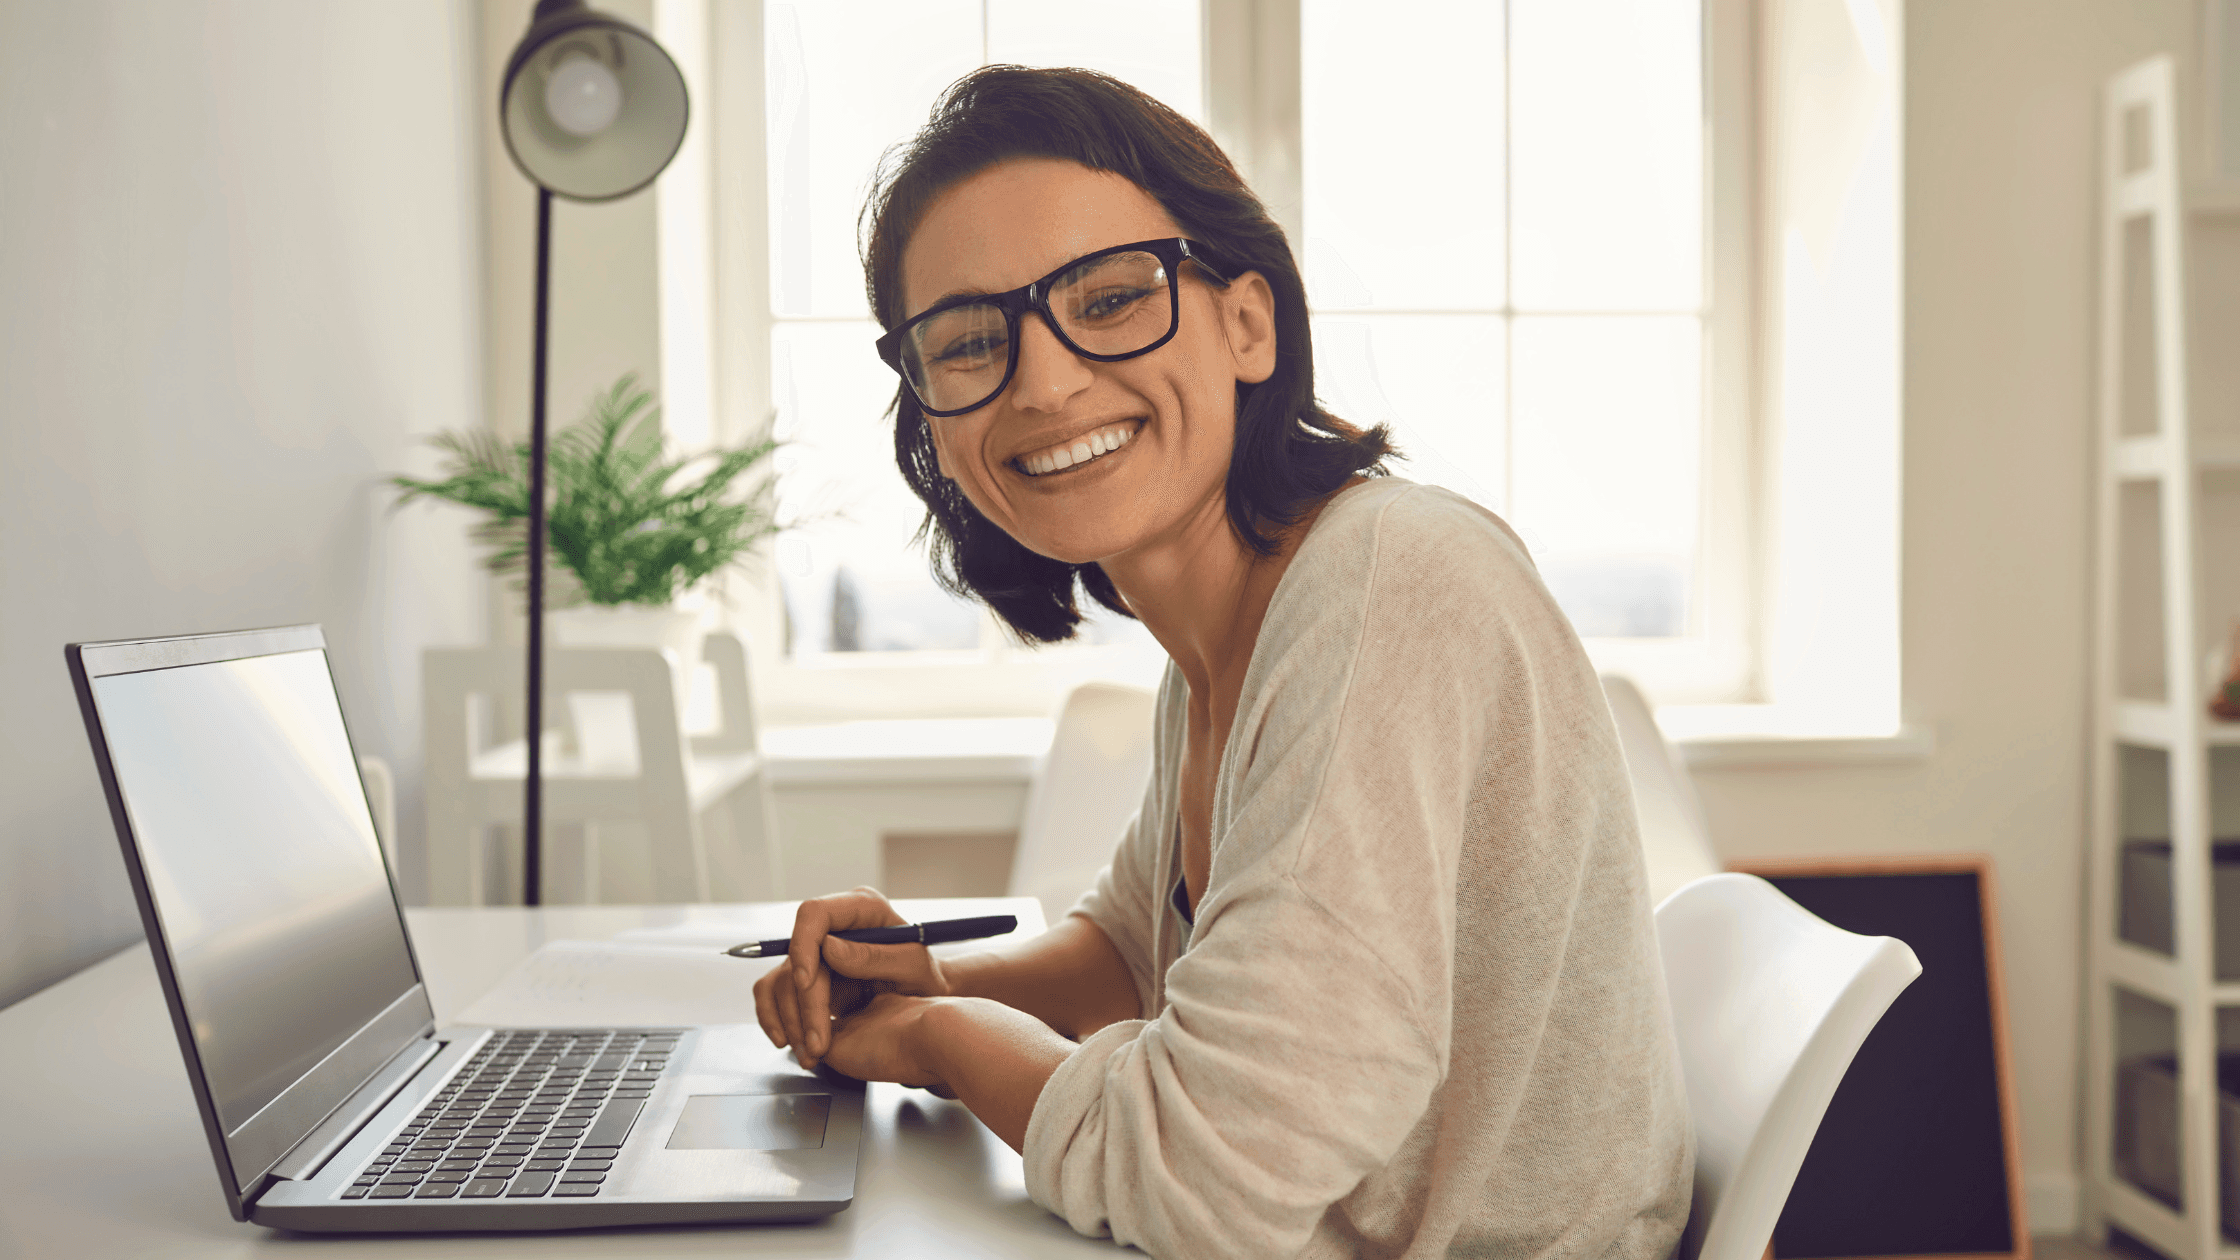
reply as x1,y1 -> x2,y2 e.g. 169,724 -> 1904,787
900,158 -> 1182,316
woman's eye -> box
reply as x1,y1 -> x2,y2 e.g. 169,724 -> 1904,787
931,331 -> 1005,366
1077,287 -> 1152,321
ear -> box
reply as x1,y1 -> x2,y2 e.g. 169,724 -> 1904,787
1220,271 -> 1278,386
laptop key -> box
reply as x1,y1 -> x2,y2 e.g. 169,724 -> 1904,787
461,1178 -> 509,1198
369,1185 -> 414,1199
415,1182 -> 461,1198
424,1170 -> 470,1183
340,1187 -> 369,1199
559,1170 -> 605,1182
567,1159 -> 613,1172
553,1182 -> 601,1197
507,1171 -> 556,1197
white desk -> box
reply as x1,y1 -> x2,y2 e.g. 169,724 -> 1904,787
0,901 -> 1119,1258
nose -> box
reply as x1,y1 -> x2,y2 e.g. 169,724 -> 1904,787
1007,310 -> 1094,414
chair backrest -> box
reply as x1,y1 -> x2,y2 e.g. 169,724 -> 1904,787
1656,873 -> 1922,1260
1602,673 -> 1720,904
1008,682 -> 1157,924
422,645 -> 690,789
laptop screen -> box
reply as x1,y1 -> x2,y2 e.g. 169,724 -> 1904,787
89,647 -> 418,1137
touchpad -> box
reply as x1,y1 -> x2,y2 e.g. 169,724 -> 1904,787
665,1093 -> 831,1151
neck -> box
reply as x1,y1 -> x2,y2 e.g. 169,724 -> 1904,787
1098,481 -> 1354,700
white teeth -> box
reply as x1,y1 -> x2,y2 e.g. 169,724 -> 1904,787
1019,422 -> 1139,477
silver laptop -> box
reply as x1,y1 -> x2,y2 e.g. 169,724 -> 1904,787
66,624 -> 861,1232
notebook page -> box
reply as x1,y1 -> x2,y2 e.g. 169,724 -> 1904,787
453,940 -> 770,1028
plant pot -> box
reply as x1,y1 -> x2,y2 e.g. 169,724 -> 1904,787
550,599 -> 707,769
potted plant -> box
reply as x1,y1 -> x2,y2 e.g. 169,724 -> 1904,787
393,373 -> 781,729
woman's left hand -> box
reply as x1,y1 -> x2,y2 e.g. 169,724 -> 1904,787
821,991 -> 956,1097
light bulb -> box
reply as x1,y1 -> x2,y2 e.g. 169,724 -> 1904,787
544,54 -> 623,137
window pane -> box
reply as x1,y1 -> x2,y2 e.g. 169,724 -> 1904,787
772,321 -> 982,653
986,0 -> 1202,123
766,1 -> 981,319
1510,0 -> 1702,311
1302,0 -> 1504,310
1312,314 -> 1505,512
1509,316 -> 1699,637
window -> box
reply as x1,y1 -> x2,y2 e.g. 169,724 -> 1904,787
702,0 -> 1762,720
1301,0 -> 1723,661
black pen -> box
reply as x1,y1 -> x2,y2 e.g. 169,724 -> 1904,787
721,914 -> 1018,959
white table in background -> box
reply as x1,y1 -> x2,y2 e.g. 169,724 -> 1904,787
0,898 -> 1123,1259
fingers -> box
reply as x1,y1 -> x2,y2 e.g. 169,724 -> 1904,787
819,935 -> 935,986
787,887 -> 906,994
753,967 -> 784,1048
753,963 -> 809,1059
775,888 -> 912,1062
776,968 -> 811,1062
801,961 -> 833,1059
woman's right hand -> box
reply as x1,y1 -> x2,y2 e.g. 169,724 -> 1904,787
751,886 -> 955,1068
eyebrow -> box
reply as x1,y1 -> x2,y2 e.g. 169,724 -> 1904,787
926,285 -> 999,308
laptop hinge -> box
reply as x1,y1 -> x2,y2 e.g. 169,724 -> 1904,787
269,1031 -> 448,1182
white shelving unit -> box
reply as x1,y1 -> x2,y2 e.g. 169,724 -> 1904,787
2085,54 -> 2240,1260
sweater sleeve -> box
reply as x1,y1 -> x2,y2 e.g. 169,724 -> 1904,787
1021,488 -> 1544,1259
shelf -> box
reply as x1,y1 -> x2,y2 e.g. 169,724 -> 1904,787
2111,435 -> 2240,479
2111,938 -> 2184,1002
2104,1173 -> 2192,1260
2114,701 -> 2240,748
2121,172 -> 2162,217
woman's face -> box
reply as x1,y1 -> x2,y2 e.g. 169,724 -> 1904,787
899,158 -> 1276,568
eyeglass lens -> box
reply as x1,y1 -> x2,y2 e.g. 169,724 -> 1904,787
901,250 -> 1175,414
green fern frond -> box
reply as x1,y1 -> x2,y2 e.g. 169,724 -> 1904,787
389,372 -> 783,607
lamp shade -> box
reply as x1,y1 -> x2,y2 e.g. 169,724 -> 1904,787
500,0 -> 688,202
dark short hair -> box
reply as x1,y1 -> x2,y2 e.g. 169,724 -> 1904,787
860,65 -> 1394,644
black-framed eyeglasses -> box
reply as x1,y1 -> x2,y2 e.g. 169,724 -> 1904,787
875,237 -> 1232,418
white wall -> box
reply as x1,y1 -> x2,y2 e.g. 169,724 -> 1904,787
0,1 -> 488,1008
1696,0 -> 2199,1232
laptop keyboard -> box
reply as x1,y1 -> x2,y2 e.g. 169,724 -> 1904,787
340,1028 -> 684,1201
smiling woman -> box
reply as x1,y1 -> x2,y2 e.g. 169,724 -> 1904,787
751,66 -> 1693,1260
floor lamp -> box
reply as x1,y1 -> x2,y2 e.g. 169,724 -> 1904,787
498,0 -> 689,905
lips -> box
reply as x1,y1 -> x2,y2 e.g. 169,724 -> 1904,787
1012,420 -> 1141,477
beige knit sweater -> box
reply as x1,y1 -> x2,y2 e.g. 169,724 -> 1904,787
1021,479 -> 1694,1259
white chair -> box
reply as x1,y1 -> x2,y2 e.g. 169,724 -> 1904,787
1603,674 -> 1721,905
422,630 -> 780,906
1656,873 -> 1923,1260
1007,682 -> 1157,924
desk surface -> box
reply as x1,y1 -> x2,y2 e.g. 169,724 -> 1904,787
0,901 -> 1118,1259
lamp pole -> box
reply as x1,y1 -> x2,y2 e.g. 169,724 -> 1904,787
498,0 -> 688,907
525,185 -> 553,907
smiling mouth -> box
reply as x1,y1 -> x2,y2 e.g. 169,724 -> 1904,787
1012,420 -> 1142,477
